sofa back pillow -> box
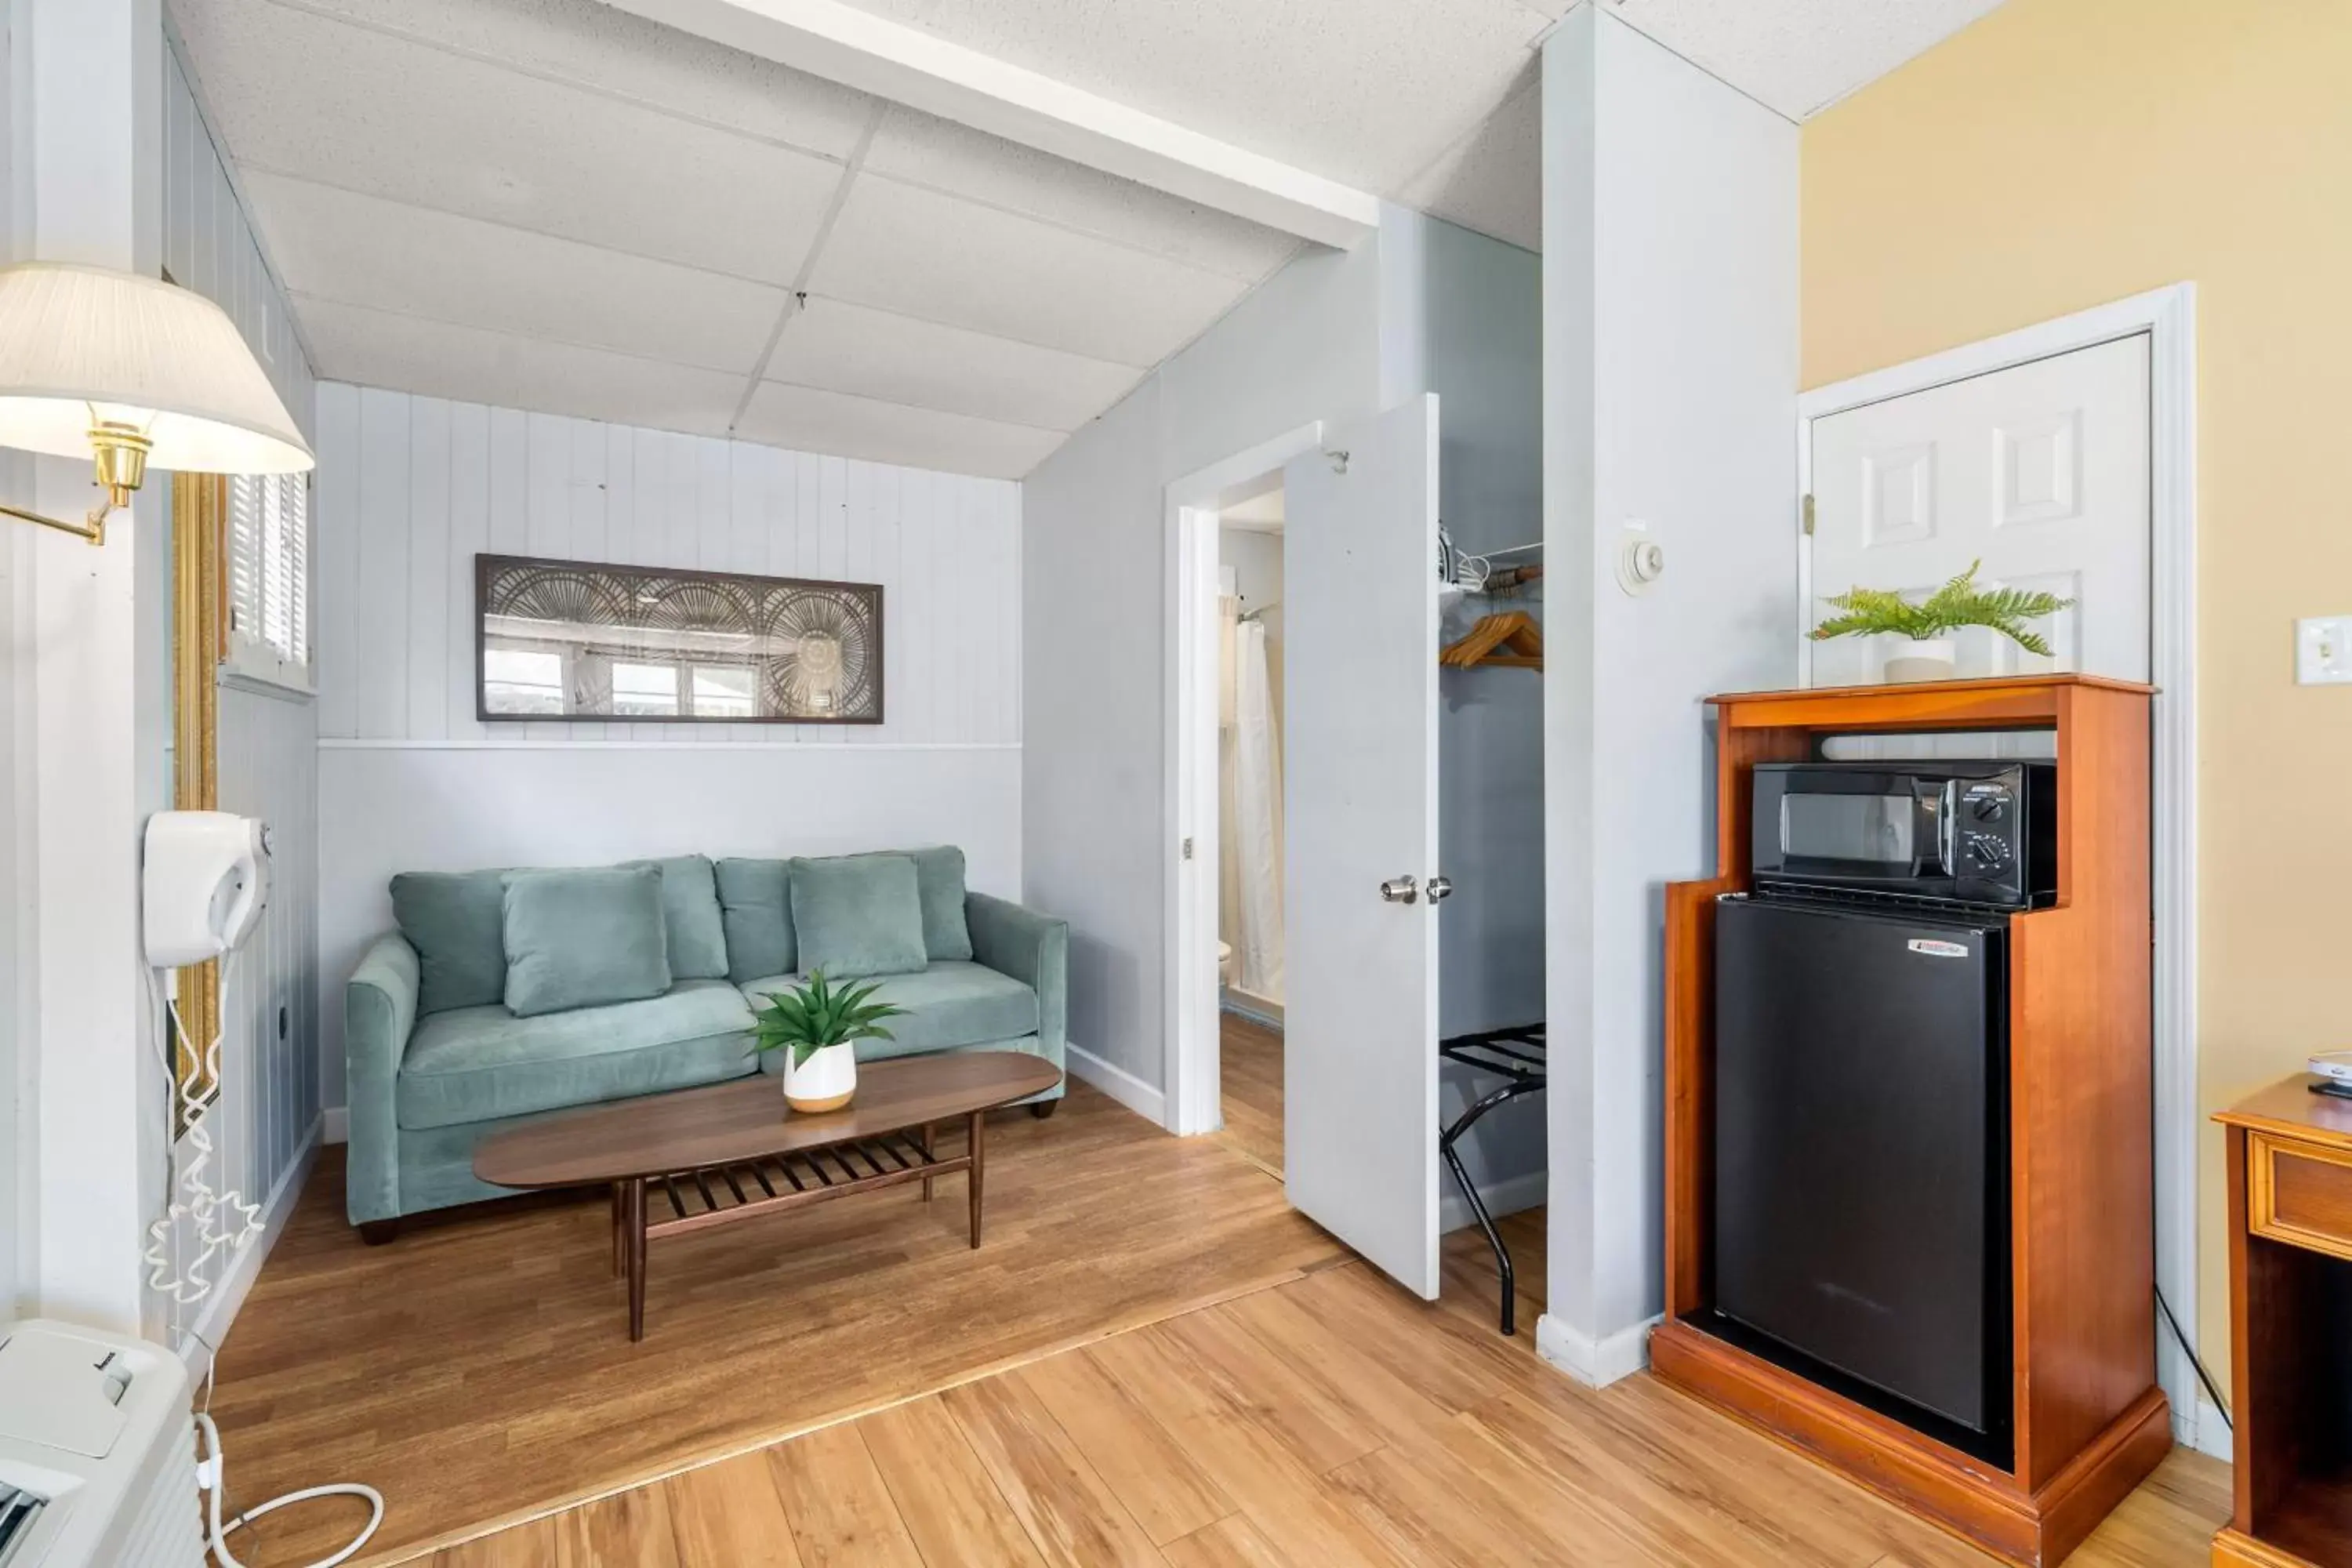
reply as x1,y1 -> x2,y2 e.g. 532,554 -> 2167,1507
629,854 -> 729,980
503,865 -> 672,1017
716,858 -> 793,982
390,869 -> 507,1015
871,845 -> 973,964
788,855 -> 927,980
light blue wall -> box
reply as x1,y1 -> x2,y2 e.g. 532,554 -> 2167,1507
1025,206 -> 1548,1222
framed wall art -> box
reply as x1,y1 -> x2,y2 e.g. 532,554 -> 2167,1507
474,554 -> 884,724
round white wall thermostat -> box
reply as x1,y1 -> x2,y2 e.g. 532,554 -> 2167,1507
1617,534 -> 1666,596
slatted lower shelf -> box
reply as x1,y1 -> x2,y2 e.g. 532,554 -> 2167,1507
644,1130 -> 967,1240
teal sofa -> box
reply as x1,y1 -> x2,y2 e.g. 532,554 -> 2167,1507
343,847 -> 1066,1235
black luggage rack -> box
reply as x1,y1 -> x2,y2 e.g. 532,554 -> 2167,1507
1439,1024 -> 1546,1337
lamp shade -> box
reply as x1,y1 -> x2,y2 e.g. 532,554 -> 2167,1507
0,262 -> 312,475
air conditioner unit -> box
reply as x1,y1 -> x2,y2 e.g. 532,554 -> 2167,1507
0,1320 -> 205,1568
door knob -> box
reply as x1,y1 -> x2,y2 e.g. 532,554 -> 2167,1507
1426,875 -> 1454,904
1380,875 -> 1419,905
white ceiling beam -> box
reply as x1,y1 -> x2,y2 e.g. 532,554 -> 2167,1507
589,0 -> 1381,249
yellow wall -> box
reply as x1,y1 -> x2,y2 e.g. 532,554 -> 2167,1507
1802,0 -> 2352,1388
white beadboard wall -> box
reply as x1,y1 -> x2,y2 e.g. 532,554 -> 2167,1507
156,42 -> 323,1348
312,383 -> 1025,1113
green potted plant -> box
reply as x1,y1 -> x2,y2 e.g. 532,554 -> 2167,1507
1810,560 -> 2074,683
750,970 -> 909,1114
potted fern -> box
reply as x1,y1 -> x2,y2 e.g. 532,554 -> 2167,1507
751,970 -> 908,1114
1811,560 -> 2074,684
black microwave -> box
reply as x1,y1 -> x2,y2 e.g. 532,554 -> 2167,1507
1751,760 -> 2056,909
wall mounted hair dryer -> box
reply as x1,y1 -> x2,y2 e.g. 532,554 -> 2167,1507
142,811 -> 271,967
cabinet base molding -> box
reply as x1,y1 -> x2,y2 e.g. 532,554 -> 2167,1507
1650,1319 -> 2170,1567
2210,1528 -> 2320,1568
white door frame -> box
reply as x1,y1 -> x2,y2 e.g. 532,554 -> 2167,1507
1163,422 -> 1324,1137
1795,283 -> 2212,1455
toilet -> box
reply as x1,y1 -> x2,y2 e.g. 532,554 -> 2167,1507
1218,940 -> 1235,988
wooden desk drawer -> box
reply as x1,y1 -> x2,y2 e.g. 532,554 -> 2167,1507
2250,1131 -> 2352,1261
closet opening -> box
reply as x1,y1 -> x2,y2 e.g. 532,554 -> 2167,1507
1163,397 -> 1550,1337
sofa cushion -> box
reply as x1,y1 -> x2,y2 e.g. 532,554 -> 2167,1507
390,869 -> 507,1015
789,855 -> 927,979
740,961 -> 1037,1063
630,855 -> 729,980
876,845 -> 973,964
503,866 -> 671,1017
397,979 -> 755,1130
715,858 -> 793,983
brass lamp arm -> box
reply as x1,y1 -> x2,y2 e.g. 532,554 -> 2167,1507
0,495 -> 108,545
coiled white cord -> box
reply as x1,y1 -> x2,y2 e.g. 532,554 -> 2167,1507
142,953 -> 265,1305
194,1410 -> 383,1568
141,955 -> 383,1566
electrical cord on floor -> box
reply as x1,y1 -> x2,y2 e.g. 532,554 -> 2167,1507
2154,1284 -> 2231,1429
194,1410 -> 384,1568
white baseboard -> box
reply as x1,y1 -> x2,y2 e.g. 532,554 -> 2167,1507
321,1105 -> 348,1145
178,1114 -> 321,1384
2174,1391 -> 2233,1462
1439,1169 -> 1547,1236
1064,1041 -> 1167,1128
1537,1310 -> 1661,1389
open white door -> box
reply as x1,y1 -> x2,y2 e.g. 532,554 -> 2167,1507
1281,394 -> 1441,1298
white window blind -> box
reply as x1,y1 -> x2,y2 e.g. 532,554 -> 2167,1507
227,472 -> 310,689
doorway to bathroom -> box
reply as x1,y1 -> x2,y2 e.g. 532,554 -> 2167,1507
1214,476 -> 1287,1174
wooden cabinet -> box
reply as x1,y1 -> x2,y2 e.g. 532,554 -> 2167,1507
2215,1079 -> 2352,1568
1652,674 -> 2167,1567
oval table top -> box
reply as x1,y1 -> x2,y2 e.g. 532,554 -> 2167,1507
473,1050 -> 1063,1189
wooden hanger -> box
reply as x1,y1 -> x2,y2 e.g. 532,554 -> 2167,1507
1440,610 -> 1543,670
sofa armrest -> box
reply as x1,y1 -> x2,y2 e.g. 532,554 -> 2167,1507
344,933 -> 420,1225
966,892 -> 1067,1061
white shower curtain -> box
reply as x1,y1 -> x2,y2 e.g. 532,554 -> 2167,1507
1230,617 -> 1285,1000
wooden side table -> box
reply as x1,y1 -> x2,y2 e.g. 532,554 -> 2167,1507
2214,1076 -> 2352,1566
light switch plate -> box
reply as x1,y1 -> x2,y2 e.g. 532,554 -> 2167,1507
2296,616 -> 2352,684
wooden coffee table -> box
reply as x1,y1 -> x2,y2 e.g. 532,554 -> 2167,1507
473,1051 -> 1062,1340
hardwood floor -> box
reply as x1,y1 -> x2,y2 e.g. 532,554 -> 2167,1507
1217,1013 -> 1283,1176
208,1080 -> 1345,1566
215,1074 -> 2228,1567
430,1206 -> 2228,1566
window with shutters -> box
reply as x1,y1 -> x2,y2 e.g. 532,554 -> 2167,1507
226,471 -> 310,690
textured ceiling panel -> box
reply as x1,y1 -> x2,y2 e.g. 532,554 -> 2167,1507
736,381 -> 1064,479
296,297 -> 750,435
251,0 -> 878,155
1399,72 -> 1540,253
809,174 -> 1255,367
173,0 -> 846,282
830,0 -> 1552,192
1603,0 -> 2008,119
245,174 -> 788,374
768,297 -> 1139,432
865,106 -> 1301,284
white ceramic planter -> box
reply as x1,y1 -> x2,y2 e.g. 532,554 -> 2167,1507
782,1041 -> 857,1114
1882,636 -> 1957,684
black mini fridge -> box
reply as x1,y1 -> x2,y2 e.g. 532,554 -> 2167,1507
1712,895 -> 2012,1460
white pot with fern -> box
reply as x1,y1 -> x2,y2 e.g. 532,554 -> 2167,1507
1811,561 -> 2074,684
751,970 -> 908,1115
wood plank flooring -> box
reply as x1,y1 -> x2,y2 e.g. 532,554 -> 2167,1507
1217,1014 -> 1283,1176
209,1080 -> 1344,1566
434,1207 -> 2230,1566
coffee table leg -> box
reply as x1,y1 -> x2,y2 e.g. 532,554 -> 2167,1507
610,1182 -> 624,1278
626,1178 -> 648,1342
967,1109 -> 985,1249
920,1121 -> 935,1202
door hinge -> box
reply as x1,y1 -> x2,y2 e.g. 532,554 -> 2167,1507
1181,837 -> 1195,861
1801,493 -> 1816,537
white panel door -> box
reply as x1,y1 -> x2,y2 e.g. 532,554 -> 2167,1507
1281,394 -> 1442,1298
1809,335 -> 2151,688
